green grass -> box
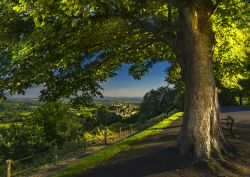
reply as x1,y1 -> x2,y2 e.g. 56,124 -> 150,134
19,112 -> 32,116
0,122 -> 22,129
51,112 -> 183,177
0,123 -> 11,129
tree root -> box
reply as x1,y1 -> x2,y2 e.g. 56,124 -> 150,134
191,157 -> 249,177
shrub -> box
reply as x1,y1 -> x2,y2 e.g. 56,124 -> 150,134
79,112 -> 98,131
26,102 -> 82,145
0,124 -> 48,163
96,106 -> 121,126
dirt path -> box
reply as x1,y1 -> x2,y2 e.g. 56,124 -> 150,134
79,107 -> 250,177
79,118 -> 203,177
221,106 -> 250,143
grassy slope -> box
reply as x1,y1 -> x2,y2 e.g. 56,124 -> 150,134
0,123 -> 11,129
52,112 -> 183,177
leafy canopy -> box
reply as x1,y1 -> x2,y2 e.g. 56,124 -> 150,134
0,0 -> 249,105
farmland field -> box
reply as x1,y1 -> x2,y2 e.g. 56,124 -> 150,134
0,123 -> 11,129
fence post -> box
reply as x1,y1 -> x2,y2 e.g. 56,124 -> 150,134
53,144 -> 58,165
6,159 -> 12,177
130,124 -> 133,133
119,127 -> 121,138
104,130 -> 107,145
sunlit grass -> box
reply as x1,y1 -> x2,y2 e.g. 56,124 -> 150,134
0,122 -> 22,129
19,112 -> 32,116
0,123 -> 11,129
51,112 -> 183,177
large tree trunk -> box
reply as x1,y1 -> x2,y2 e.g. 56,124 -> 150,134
175,5 -> 226,159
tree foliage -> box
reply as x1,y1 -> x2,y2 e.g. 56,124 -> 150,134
1,0 -> 248,105
26,102 -> 82,144
212,1 -> 250,89
0,124 -> 48,162
138,86 -> 178,120
96,105 -> 121,126
218,88 -> 239,106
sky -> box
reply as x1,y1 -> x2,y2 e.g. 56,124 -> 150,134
101,62 -> 169,97
12,62 -> 169,98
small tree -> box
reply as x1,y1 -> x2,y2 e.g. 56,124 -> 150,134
138,86 -> 178,120
96,105 -> 121,126
0,124 -> 48,162
27,102 -> 82,144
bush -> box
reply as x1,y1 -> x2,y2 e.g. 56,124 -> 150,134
26,102 -> 82,145
0,124 -> 48,163
96,106 -> 121,126
79,111 -> 98,132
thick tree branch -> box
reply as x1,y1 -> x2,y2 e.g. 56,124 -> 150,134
207,0 -> 224,19
84,6 -> 176,51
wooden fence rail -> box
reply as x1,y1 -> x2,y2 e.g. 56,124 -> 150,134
4,109 -> 178,177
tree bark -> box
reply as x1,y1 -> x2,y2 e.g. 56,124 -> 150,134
175,5 -> 226,159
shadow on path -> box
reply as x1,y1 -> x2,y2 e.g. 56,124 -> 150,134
79,108 -> 250,177
79,118 -> 199,177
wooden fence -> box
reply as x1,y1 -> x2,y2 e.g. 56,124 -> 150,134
1,109 -> 178,177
